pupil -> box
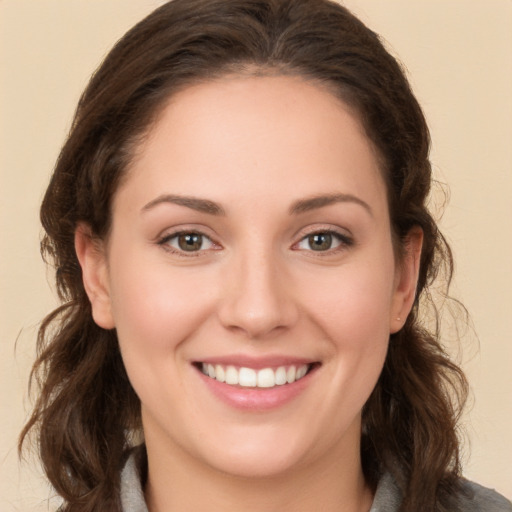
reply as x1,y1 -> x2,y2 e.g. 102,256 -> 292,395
309,233 -> 332,251
178,233 -> 202,251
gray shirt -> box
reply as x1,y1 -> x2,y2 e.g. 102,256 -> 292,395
120,448 -> 512,511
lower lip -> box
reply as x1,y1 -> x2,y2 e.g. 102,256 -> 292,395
196,368 -> 315,411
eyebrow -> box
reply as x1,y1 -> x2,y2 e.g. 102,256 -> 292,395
141,194 -> 226,215
141,192 -> 372,217
289,193 -> 373,217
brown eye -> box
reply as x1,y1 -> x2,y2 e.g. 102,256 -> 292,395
161,232 -> 215,253
308,233 -> 333,251
177,233 -> 204,251
295,231 -> 350,253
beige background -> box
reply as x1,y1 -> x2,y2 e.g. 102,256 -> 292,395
1,0 -> 511,510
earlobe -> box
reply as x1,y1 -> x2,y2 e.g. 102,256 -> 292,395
390,227 -> 423,333
74,223 -> 115,329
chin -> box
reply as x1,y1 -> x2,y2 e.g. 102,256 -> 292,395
205,444 -> 305,479
183,422 -> 313,479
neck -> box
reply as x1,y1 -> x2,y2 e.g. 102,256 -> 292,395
144,425 -> 373,512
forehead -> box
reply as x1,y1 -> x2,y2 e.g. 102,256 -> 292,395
118,75 -> 387,216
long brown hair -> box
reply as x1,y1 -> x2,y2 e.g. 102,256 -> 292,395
20,1 -> 468,510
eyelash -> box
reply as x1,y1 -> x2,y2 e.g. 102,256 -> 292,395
157,230 -> 219,256
157,228 -> 353,256
293,229 -> 354,254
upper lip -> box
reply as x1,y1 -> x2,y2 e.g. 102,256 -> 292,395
194,355 -> 318,369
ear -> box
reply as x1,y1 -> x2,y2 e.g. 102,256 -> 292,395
390,226 -> 423,333
74,223 -> 115,329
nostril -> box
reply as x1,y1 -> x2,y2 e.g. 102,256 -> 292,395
217,292 -> 299,339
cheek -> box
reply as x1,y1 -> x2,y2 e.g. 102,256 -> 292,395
284,257 -> 395,449
299,253 -> 395,400
107,250 -> 216,354
301,257 -> 396,346
105,251 -> 218,421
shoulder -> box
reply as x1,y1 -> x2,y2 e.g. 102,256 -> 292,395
371,471 -> 512,512
458,480 -> 512,512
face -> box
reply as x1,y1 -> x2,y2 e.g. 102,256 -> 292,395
77,75 -> 419,479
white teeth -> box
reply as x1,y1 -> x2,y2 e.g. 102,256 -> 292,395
286,366 -> 296,384
200,363 -> 310,388
215,364 -> 225,383
296,365 -> 308,380
275,366 -> 287,385
257,368 -> 275,388
239,367 -> 257,387
225,365 -> 239,385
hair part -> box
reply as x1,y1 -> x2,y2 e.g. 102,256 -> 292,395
21,1 -> 468,511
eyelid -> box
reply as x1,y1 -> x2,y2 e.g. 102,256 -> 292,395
294,223 -> 353,241
292,225 -> 354,253
157,227 -> 222,256
155,224 -> 353,256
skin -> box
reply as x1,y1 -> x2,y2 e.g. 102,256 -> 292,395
76,75 -> 422,512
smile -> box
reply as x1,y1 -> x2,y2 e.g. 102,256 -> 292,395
200,363 -> 310,388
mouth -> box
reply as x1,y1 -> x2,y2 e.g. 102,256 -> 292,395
193,359 -> 320,410
194,362 -> 319,389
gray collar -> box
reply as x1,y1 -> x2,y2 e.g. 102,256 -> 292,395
120,447 -> 148,512
119,449 -> 512,512
119,448 -> 403,512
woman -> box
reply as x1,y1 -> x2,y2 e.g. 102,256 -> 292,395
19,0 -> 512,511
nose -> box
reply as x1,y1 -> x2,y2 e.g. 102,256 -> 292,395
217,248 -> 299,339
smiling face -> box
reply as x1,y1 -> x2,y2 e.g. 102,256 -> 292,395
76,75 -> 420,483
